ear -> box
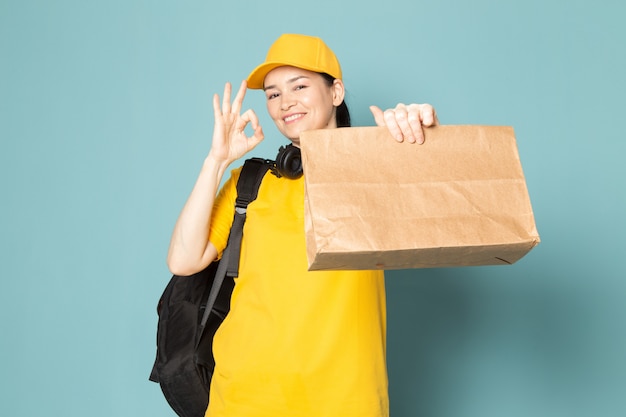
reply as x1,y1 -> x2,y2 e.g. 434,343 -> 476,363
331,79 -> 345,106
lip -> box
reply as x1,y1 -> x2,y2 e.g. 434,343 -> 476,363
283,113 -> 305,124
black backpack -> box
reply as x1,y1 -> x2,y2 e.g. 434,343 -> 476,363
150,158 -> 271,417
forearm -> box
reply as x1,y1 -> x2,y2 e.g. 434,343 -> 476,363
168,80 -> 263,275
167,154 -> 231,275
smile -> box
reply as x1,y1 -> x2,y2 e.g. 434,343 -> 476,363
284,113 -> 304,123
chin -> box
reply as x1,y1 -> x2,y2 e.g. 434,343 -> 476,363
280,127 -> 304,143
280,122 -> 322,144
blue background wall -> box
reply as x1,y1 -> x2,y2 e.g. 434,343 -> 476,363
1,1 -> 624,416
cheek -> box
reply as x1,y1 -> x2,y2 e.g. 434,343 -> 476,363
301,91 -> 325,109
310,92 -> 335,119
266,101 -> 279,121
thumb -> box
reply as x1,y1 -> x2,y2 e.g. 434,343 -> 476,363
369,105 -> 386,126
249,125 -> 265,149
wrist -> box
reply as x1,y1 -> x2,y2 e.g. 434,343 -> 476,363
204,152 -> 232,178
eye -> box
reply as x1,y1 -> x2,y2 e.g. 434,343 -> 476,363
266,92 -> 279,100
295,84 -> 307,91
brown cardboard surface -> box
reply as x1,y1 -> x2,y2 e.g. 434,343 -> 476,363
300,125 -> 540,270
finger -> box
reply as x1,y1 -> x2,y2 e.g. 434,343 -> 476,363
383,108 -> 404,142
411,123 -> 425,145
222,82 -> 232,114
393,104 -> 420,144
231,80 -> 248,115
246,108 -> 261,133
406,104 -> 423,132
237,108 -> 264,135
369,105 -> 386,126
419,104 -> 438,127
241,109 -> 265,148
236,109 -> 253,133
406,104 -> 425,144
249,123 -> 265,148
212,93 -> 221,117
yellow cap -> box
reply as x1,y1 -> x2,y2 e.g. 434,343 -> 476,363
246,34 -> 342,90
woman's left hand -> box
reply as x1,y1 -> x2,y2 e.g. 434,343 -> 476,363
370,103 -> 439,144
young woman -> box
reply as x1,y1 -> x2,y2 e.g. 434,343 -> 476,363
167,34 -> 438,417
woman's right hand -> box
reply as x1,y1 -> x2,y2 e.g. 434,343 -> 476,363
208,80 -> 265,165
168,81 -> 264,276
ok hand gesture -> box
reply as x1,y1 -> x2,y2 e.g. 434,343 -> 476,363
209,80 -> 265,164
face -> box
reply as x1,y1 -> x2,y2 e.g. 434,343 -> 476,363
263,66 -> 345,145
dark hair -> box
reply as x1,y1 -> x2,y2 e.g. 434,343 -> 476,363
321,73 -> 351,128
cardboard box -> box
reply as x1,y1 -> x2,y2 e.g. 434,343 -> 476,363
300,125 -> 540,270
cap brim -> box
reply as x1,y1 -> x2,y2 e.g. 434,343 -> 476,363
246,61 -> 337,90
246,62 -> 285,90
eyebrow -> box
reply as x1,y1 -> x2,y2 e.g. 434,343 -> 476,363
263,75 -> 310,91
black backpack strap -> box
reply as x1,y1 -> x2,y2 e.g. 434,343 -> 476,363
197,158 -> 271,340
226,158 -> 271,277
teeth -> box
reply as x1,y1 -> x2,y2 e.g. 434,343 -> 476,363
285,114 -> 303,122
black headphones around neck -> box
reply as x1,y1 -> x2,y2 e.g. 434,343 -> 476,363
272,144 -> 303,179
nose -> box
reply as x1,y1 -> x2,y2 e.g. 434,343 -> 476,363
280,91 -> 296,111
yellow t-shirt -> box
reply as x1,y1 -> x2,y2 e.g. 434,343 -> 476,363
207,165 -> 388,417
